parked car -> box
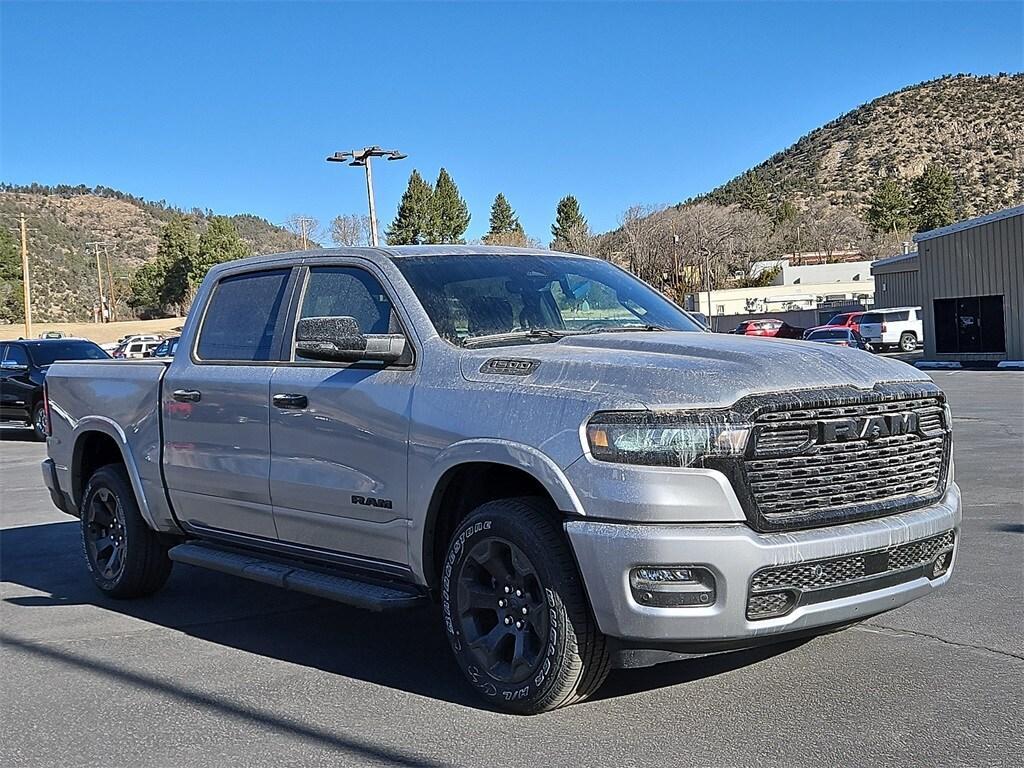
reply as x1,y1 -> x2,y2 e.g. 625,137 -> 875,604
804,327 -> 872,350
824,311 -> 864,332
152,336 -> 180,358
41,246 -> 959,714
730,318 -> 784,336
38,330 -> 67,339
688,311 -> 710,330
101,333 -> 163,354
858,307 -> 923,352
0,338 -> 109,439
112,339 -> 162,359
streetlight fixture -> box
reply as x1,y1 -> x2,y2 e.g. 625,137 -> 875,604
326,146 -> 406,247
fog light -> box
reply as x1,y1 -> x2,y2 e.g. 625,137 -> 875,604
931,550 -> 952,578
630,566 -> 716,607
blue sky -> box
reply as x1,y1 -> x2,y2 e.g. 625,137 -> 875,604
2,1 -> 1021,242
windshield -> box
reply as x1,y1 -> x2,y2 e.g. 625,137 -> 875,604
394,254 -> 702,346
26,340 -> 109,366
827,314 -> 849,326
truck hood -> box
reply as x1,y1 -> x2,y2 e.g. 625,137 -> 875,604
460,331 -> 929,409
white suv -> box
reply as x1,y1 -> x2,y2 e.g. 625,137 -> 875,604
859,307 -> 923,352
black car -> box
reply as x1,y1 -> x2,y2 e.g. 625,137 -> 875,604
803,327 -> 872,350
0,338 -> 109,440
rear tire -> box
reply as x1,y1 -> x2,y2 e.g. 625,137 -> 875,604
80,465 -> 172,598
899,332 -> 918,352
441,497 -> 610,714
31,402 -> 47,442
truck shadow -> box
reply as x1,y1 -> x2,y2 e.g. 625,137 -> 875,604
2,520 -> 803,713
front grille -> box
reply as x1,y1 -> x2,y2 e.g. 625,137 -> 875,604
747,530 -> 955,619
743,393 -> 950,527
751,530 -> 955,593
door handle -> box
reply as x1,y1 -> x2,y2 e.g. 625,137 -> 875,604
273,393 -> 308,410
171,389 -> 202,403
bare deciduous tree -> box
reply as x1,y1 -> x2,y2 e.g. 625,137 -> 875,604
283,215 -> 321,249
329,214 -> 373,247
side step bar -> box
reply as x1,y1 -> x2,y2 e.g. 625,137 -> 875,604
168,542 -> 425,612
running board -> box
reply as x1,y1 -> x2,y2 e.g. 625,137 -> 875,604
168,542 -> 424,612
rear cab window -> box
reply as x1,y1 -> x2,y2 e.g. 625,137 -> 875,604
196,269 -> 292,362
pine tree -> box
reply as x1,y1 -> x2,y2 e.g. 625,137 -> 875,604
191,216 -> 249,290
0,225 -> 23,323
153,213 -> 199,311
431,168 -> 470,244
484,193 -> 524,245
737,172 -> 772,216
386,170 -> 436,245
911,164 -> 956,232
866,178 -> 911,234
550,195 -> 588,250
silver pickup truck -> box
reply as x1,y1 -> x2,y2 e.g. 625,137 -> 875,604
41,245 -> 960,713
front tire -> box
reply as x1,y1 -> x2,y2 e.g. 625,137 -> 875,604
80,465 -> 172,598
441,497 -> 610,714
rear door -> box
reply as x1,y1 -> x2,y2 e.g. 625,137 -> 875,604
163,267 -> 296,541
268,263 -> 415,567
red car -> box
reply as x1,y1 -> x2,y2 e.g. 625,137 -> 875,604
730,319 -> 785,337
802,311 -> 865,339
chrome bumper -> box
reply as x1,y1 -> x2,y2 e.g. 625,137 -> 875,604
566,483 -> 961,643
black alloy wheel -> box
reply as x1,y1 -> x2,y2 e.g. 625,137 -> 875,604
84,486 -> 128,583
456,537 -> 550,684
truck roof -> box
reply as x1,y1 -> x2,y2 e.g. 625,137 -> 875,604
209,244 -> 594,274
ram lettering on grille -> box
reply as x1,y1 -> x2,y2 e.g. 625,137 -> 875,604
747,396 -> 949,521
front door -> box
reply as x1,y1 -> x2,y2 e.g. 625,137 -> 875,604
269,264 -> 414,567
0,344 -> 34,421
163,267 -> 294,540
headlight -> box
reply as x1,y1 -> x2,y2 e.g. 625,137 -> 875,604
586,412 -> 751,467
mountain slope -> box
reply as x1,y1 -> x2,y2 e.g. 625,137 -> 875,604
0,185 -> 306,322
698,74 -> 1024,217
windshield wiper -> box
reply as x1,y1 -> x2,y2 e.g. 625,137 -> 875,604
462,329 -> 578,348
581,324 -> 668,334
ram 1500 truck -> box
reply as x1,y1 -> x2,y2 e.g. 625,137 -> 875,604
41,246 -> 960,714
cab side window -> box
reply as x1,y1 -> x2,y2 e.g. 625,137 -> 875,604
197,269 -> 291,362
298,267 -> 396,337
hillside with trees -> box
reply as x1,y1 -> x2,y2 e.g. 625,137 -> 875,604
0,184 -> 306,322
698,74 -> 1022,217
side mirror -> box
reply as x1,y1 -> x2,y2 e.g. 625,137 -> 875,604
295,316 -> 408,364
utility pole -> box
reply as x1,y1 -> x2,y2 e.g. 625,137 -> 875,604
20,214 -> 32,339
293,216 -> 317,249
326,146 -> 407,247
86,241 -> 108,322
104,244 -> 117,322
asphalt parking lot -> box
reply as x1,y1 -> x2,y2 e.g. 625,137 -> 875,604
1,370 -> 1021,767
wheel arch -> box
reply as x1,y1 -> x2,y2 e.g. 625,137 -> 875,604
417,441 -> 585,591
70,419 -> 161,531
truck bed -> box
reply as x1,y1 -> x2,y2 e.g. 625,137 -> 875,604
44,358 -> 177,531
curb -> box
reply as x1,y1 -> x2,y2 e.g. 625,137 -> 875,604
915,360 -> 1024,370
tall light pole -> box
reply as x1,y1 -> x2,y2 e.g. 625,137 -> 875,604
326,146 -> 406,247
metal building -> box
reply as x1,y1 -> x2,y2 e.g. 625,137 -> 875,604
871,251 -> 920,309
913,205 -> 1024,363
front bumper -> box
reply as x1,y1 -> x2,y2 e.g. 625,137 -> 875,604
566,482 -> 961,643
